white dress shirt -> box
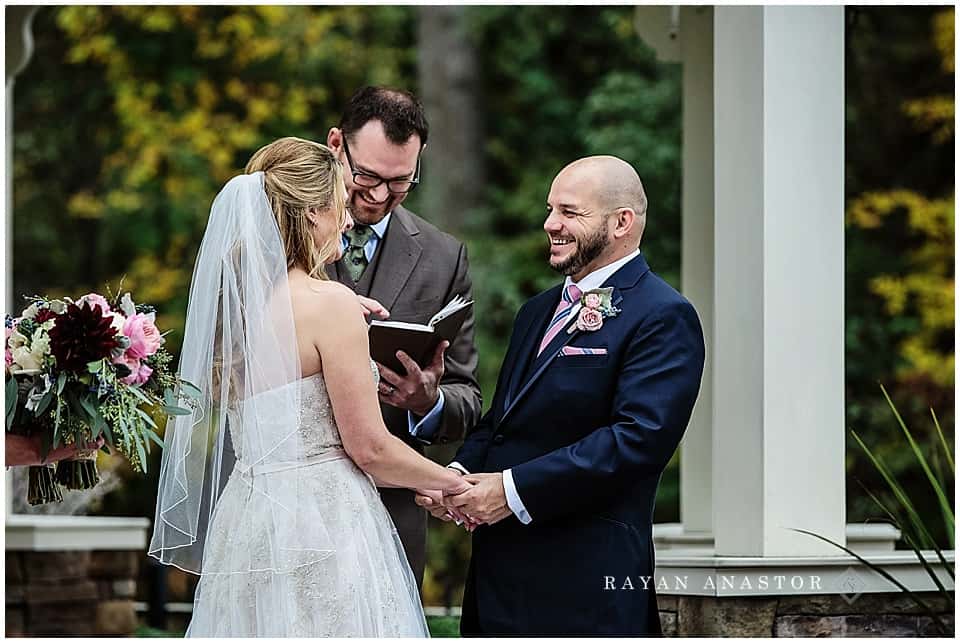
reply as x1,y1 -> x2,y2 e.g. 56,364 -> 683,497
342,212 -> 446,440
451,249 -> 641,524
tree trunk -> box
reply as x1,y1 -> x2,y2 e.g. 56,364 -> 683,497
416,6 -> 483,235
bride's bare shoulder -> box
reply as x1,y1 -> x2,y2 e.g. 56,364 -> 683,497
290,277 -> 362,329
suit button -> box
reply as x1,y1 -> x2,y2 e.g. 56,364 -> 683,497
493,434 -> 505,445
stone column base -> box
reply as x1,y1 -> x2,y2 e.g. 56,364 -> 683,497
6,550 -> 141,636
657,592 -> 954,636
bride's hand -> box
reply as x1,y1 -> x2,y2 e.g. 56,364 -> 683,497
357,295 -> 389,320
415,486 -> 474,529
441,474 -> 480,530
415,489 -> 454,521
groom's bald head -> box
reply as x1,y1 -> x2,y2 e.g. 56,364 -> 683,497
556,156 -> 647,245
544,156 -> 648,280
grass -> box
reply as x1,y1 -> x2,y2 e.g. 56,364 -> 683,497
428,615 -> 461,637
135,625 -> 182,637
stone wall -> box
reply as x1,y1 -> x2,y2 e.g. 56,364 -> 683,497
6,550 -> 140,637
657,592 -> 954,637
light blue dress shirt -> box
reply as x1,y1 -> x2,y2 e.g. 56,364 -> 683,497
450,250 -> 642,525
341,212 -> 392,262
343,212 -> 446,441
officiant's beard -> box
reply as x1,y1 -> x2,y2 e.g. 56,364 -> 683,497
551,218 -> 610,277
349,190 -> 403,225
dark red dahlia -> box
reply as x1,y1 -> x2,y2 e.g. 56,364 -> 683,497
34,308 -> 58,324
48,301 -> 119,371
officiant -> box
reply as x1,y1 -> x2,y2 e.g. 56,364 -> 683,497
324,86 -> 482,587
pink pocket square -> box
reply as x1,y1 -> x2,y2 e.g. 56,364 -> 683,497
560,346 -> 608,356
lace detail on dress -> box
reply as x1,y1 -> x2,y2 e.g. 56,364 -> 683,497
189,359 -> 427,637
229,359 -> 381,462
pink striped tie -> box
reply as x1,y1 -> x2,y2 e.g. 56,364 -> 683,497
538,284 -> 582,356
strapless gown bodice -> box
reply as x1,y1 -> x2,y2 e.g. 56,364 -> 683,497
228,361 -> 380,463
188,363 -> 426,637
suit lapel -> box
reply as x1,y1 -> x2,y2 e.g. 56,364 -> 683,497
498,254 -> 646,426
327,256 -> 352,289
367,207 -> 423,312
503,288 -> 559,410
500,305 -> 585,426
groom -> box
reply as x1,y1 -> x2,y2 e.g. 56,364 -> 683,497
421,156 -> 705,635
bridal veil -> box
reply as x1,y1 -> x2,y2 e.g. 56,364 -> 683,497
149,172 -> 334,574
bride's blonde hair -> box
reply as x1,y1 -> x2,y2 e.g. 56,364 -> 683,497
245,137 -> 346,279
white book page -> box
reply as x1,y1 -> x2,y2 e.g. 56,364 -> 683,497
428,295 -> 471,327
370,320 -> 432,332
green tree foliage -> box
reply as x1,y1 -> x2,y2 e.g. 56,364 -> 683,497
15,5 -> 416,338
462,4 -> 682,411
845,6 -> 954,544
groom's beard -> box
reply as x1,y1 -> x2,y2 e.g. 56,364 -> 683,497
551,218 -> 610,277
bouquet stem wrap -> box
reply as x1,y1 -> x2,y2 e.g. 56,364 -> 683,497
56,450 -> 100,490
27,464 -> 63,505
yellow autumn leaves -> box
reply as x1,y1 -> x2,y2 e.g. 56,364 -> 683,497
846,8 -> 955,391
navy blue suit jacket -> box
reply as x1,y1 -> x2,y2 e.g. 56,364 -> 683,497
455,253 -> 705,636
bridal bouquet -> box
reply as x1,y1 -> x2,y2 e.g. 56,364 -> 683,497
5,290 -> 197,505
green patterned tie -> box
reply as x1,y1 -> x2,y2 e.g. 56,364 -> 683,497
344,224 -> 376,282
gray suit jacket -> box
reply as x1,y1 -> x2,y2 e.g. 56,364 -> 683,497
327,205 -> 482,586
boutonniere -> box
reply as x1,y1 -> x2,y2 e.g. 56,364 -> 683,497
568,287 -> 620,334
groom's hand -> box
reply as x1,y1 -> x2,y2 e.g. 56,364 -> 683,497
444,472 -> 512,526
376,341 -> 448,416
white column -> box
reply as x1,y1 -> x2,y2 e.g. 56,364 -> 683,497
6,7 -> 39,516
678,6 -> 714,537
712,6 -> 846,556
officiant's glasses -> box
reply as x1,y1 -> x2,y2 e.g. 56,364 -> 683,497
341,137 -> 421,194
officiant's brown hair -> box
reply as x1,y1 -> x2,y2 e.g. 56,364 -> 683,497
245,137 -> 347,279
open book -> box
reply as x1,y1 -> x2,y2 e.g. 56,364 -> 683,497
368,296 -> 473,374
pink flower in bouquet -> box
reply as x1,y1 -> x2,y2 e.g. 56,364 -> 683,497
120,360 -> 153,386
113,351 -> 136,370
576,307 -> 604,332
78,293 -> 111,316
5,326 -> 13,367
113,352 -> 152,385
123,314 -> 163,359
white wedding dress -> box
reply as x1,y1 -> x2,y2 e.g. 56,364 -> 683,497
186,365 -> 429,637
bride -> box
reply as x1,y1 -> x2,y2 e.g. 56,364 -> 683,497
148,137 -> 470,636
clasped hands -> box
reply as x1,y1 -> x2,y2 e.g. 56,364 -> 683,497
361,294 -> 506,529
415,472 -> 513,531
